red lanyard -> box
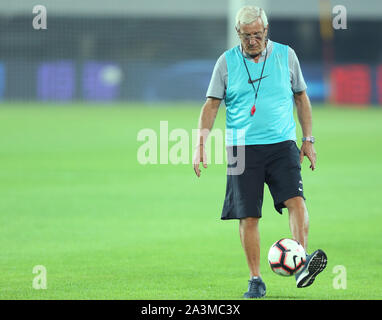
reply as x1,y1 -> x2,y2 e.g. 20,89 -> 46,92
241,45 -> 268,116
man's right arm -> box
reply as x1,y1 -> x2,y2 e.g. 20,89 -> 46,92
193,97 -> 222,177
193,53 -> 226,177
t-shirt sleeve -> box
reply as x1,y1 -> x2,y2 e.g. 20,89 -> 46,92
288,47 -> 307,93
206,53 -> 227,100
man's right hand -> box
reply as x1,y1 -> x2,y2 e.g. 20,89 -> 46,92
193,144 -> 208,178
192,97 -> 221,178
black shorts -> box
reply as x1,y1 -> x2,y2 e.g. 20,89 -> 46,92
221,140 -> 305,220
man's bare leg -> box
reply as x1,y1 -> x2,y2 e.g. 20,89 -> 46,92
239,217 -> 261,278
285,196 -> 327,288
284,196 -> 309,250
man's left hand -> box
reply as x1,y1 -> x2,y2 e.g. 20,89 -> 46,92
300,141 -> 316,171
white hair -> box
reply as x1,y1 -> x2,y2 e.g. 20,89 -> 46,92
235,6 -> 268,30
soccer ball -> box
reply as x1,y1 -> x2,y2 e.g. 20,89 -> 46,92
268,238 -> 306,276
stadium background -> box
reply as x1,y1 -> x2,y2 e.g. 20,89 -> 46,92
1,0 -> 382,300
1,0 -> 382,104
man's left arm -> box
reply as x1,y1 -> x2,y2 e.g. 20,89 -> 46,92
294,90 -> 316,171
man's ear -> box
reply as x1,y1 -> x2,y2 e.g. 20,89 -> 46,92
264,27 -> 269,39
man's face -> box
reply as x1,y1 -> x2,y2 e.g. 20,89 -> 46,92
237,18 -> 268,57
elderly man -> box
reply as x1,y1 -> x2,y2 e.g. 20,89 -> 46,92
193,6 -> 327,298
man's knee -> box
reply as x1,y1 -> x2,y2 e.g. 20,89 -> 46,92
239,217 -> 260,228
284,196 -> 306,212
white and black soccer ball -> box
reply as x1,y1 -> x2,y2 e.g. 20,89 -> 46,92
268,238 -> 306,276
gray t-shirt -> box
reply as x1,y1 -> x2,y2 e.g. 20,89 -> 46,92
206,40 -> 307,100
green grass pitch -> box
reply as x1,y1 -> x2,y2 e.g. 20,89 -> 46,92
0,102 -> 381,300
